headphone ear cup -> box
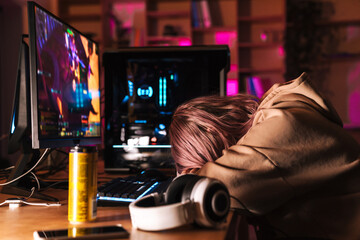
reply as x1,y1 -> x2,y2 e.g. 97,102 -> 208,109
181,175 -> 204,203
183,177 -> 230,228
165,174 -> 200,204
199,180 -> 230,224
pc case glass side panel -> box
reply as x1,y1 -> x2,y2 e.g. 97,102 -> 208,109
103,46 -> 229,170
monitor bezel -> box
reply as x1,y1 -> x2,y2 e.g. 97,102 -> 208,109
27,1 -> 101,149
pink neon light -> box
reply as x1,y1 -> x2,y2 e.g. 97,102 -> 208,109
230,64 -> 237,72
278,46 -> 285,57
349,91 -> 360,124
227,79 -> 238,96
109,18 -> 116,38
346,26 -> 360,41
113,2 -> 145,28
215,31 -> 237,45
347,63 -> 360,125
217,32 -> 238,96
179,39 -> 192,46
260,32 -> 268,42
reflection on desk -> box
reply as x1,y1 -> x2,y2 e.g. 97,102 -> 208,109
0,188 -> 237,240
0,160 -> 257,240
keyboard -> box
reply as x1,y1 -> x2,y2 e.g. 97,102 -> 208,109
97,169 -> 172,206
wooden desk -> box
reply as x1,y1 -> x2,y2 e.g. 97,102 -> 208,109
0,162 -> 237,240
0,188 -> 232,240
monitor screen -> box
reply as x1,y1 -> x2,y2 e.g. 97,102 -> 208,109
103,46 -> 229,171
28,1 -> 101,149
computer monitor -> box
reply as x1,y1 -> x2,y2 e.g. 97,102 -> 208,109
28,2 -> 101,149
103,46 -> 229,172
2,1 -> 101,200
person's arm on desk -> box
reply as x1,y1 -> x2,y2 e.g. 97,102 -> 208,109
169,73 -> 360,239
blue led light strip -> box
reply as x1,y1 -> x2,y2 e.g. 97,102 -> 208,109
10,114 -> 15,134
137,182 -> 159,199
159,77 -> 163,106
80,83 -> 84,107
76,85 -> 80,108
128,81 -> 134,96
163,77 -> 167,106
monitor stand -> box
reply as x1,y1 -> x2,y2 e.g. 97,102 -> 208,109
1,149 -> 59,202
2,35 -> 58,202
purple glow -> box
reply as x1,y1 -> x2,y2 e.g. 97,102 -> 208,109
179,38 -> 192,46
230,64 -> 237,72
113,2 -> 145,28
260,32 -> 268,42
247,76 -> 263,97
246,76 -> 273,98
227,79 -> 238,96
215,31 -> 236,45
347,63 -> 360,125
346,26 -> 360,41
217,32 -> 238,96
109,18 -> 116,38
349,91 -> 360,124
278,46 -> 285,57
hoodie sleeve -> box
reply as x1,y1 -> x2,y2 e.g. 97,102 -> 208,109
198,73 -> 360,215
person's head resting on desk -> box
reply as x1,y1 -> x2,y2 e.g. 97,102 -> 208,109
168,72 -> 360,239
169,93 -> 258,175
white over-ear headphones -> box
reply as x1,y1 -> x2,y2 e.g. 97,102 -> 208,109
129,174 -> 230,231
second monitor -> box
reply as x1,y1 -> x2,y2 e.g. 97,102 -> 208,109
103,45 -> 230,172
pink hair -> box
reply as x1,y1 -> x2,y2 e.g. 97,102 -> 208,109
169,94 -> 259,174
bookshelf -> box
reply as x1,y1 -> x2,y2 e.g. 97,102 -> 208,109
145,0 -> 192,46
101,0 -> 146,49
285,0 -> 360,127
58,0 -> 102,44
191,0 -> 238,86
57,0 -> 238,94
50,0 -> 360,128
237,0 -> 286,94
58,0 -> 288,96
143,0 -> 238,92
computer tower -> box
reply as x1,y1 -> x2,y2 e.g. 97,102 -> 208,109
103,45 -> 230,172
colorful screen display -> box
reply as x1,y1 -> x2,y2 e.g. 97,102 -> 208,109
34,6 -> 100,140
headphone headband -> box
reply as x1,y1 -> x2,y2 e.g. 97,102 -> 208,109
129,193 -> 194,231
129,175 -> 230,231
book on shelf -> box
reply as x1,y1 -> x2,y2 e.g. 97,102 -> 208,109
246,76 -> 273,98
191,0 -> 212,28
111,2 -> 145,45
191,0 -> 200,28
130,9 -> 145,46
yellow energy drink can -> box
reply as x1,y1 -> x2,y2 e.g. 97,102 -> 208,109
68,146 -> 97,223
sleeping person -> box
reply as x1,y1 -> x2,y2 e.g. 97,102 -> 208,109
169,73 -> 360,239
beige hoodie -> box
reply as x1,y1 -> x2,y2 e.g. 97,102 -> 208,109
198,73 -> 360,239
